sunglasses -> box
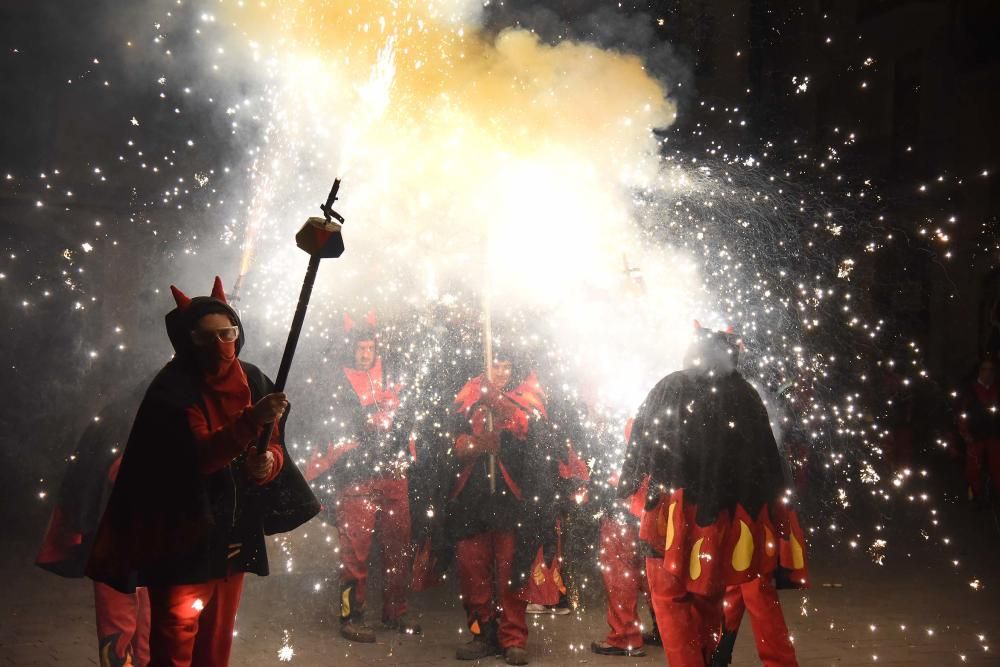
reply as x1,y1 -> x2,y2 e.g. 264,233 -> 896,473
191,325 -> 240,345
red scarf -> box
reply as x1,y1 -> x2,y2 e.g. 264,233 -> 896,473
200,342 -> 252,428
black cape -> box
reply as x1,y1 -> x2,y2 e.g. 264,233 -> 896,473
36,387 -> 144,578
87,359 -> 319,592
619,368 -> 787,526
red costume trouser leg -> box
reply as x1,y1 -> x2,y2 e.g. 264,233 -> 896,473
335,477 -> 413,622
965,439 -> 985,498
95,582 -> 152,666
456,531 -> 529,649
645,557 -> 722,667
599,518 -> 644,650
147,574 -> 244,667
966,439 -> 1000,499
722,578 -> 798,667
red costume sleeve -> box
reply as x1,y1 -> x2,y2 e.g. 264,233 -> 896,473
184,405 -> 261,474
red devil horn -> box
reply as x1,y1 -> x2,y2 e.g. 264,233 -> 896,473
170,285 -> 192,310
211,276 -> 228,304
725,325 -> 735,334
343,313 -> 355,333
365,310 -> 377,327
693,319 -> 702,330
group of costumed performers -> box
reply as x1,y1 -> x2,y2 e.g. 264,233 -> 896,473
79,278 -> 319,667
618,325 -> 809,667
36,271 -> 808,667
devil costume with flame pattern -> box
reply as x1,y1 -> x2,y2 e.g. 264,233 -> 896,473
618,326 -> 808,667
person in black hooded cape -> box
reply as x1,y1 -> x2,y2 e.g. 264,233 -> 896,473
618,325 -> 808,667
87,277 -> 319,667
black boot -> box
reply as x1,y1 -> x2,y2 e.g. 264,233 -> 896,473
339,583 -> 375,643
340,617 -> 376,643
383,614 -> 423,635
456,621 -> 500,660
710,629 -> 738,666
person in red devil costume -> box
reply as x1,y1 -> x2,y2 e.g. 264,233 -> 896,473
959,356 -> 1000,503
447,348 -> 561,666
305,311 -> 421,642
36,380 -> 152,667
589,420 -> 660,658
618,325 -> 808,667
709,382 -> 810,667
87,277 -> 319,667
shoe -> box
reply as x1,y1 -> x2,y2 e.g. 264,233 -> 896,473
505,646 -> 530,665
340,620 -> 376,643
456,635 -> 501,660
525,603 -> 572,615
383,615 -> 422,635
591,641 -> 646,657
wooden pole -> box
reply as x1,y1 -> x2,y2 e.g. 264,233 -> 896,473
483,286 -> 497,494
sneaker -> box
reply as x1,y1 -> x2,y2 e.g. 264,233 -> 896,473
340,620 -> 376,643
383,615 -> 422,635
526,603 -> 571,615
456,635 -> 501,660
591,640 -> 646,657
505,646 -> 530,665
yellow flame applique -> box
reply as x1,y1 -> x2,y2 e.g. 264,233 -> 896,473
470,619 -> 481,635
731,520 -> 754,572
341,586 -> 352,618
689,537 -> 705,581
791,533 -> 805,570
533,563 -> 546,586
664,501 -> 677,551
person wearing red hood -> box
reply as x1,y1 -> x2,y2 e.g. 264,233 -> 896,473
305,312 -> 421,642
87,277 -> 319,667
447,349 -> 561,667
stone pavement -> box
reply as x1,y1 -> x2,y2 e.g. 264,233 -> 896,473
3,507 -> 999,666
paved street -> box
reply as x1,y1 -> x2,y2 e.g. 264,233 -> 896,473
3,506 -> 999,666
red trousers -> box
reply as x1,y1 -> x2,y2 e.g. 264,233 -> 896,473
646,557 -> 723,667
335,476 -> 412,621
599,518 -> 649,650
456,530 -> 529,649
722,578 -> 798,666
147,574 -> 244,667
95,582 -> 151,666
965,438 -> 1000,499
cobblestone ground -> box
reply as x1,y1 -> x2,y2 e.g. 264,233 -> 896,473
4,507 -> 999,666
